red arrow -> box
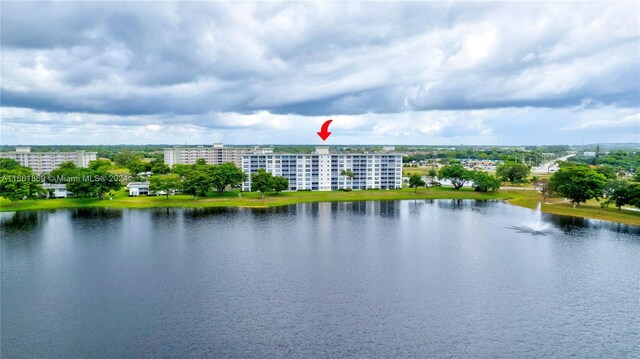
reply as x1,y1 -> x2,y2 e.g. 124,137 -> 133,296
317,119 -> 333,141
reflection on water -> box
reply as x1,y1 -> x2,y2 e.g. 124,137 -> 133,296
70,207 -> 123,219
0,211 -> 41,232
505,225 -> 551,236
1,200 -> 637,236
183,206 -> 240,218
1,200 -> 639,358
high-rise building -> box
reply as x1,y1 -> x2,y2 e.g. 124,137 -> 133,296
163,144 -> 273,167
0,147 -> 97,174
242,146 -> 402,191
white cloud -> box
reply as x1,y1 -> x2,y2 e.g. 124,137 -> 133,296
0,2 -> 638,144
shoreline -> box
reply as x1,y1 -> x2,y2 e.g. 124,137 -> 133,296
1,188 -> 639,226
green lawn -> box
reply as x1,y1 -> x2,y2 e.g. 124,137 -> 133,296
1,187 -> 638,226
0,187 -> 511,211
505,189 -> 640,226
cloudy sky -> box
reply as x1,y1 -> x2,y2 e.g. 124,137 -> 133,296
1,1 -> 638,145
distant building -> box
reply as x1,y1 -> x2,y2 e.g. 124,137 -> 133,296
382,146 -> 396,152
42,183 -> 70,198
463,159 -> 502,171
242,146 -> 402,191
0,147 -> 97,174
583,151 -> 596,157
163,144 -> 272,167
254,146 -> 274,154
126,182 -> 150,196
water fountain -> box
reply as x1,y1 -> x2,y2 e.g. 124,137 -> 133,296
506,202 -> 552,235
531,202 -> 545,232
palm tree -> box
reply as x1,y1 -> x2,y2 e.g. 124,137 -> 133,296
340,169 -> 355,190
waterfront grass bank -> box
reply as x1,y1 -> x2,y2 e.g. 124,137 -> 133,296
1,187 -> 639,226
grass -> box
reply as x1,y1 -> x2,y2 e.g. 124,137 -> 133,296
1,187 -> 638,226
403,167 -> 434,176
0,187 -> 511,211
505,190 -> 640,226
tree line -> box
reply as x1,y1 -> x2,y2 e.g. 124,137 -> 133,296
405,159 -> 640,210
0,156 -> 298,202
407,161 -> 503,193
570,150 -> 640,172
543,162 -> 640,209
153,159 -> 291,199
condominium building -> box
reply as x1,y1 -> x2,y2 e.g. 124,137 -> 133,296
0,147 -> 97,174
242,146 -> 402,191
163,143 -> 273,167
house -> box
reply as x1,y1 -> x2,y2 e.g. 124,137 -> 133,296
127,182 -> 150,196
42,183 -> 70,198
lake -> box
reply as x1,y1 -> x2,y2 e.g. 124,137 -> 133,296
1,200 -> 639,358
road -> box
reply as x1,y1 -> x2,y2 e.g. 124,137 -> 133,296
532,152 -> 576,174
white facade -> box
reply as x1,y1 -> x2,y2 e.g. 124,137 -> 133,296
163,144 -> 265,167
242,147 -> 403,192
126,182 -> 150,196
42,183 -> 70,198
0,147 -> 97,174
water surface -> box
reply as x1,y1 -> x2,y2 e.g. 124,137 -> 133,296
2,200 -> 639,358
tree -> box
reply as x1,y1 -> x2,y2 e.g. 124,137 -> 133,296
634,169 -> 640,182
251,169 -> 273,199
427,166 -> 439,187
151,161 -> 171,175
0,158 -> 22,171
182,170 -> 212,200
271,176 -> 289,195
114,150 -> 140,167
595,165 -> 617,180
171,164 -> 192,177
530,176 -> 540,186
0,175 -> 32,202
194,158 -> 208,167
602,180 -> 640,210
49,162 -> 120,199
427,167 -> 437,179
0,163 -> 43,203
408,174 -> 426,193
627,184 -> 640,209
47,162 -> 78,184
496,162 -> 530,185
471,171 -> 501,192
88,159 -> 113,171
66,169 -> 122,199
550,166 -> 606,206
210,163 -> 246,195
149,173 -> 182,199
340,169 -> 355,190
438,164 -> 472,190
127,159 -> 152,176
93,170 -> 122,199
538,178 -> 553,201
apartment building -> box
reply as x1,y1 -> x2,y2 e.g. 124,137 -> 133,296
242,146 -> 402,191
0,147 -> 97,174
163,143 -> 273,167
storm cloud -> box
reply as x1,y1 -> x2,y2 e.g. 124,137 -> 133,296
1,1 -> 638,144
